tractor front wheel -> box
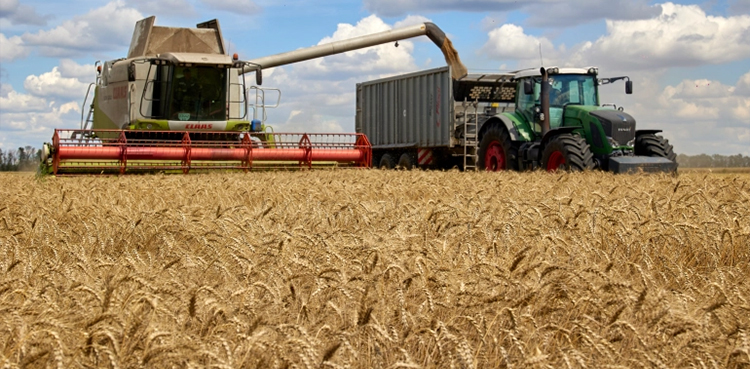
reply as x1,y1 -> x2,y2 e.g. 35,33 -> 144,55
478,125 -> 516,171
541,134 -> 595,172
635,134 -> 677,162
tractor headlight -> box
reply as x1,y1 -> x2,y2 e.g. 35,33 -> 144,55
587,67 -> 598,75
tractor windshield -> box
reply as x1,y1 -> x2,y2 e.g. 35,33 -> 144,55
169,66 -> 228,121
548,74 -> 598,107
517,73 -> 599,131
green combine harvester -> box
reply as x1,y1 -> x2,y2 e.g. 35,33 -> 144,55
40,16 -> 467,175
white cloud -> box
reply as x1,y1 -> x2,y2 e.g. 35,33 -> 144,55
200,0 -> 261,15
480,24 -> 557,61
0,88 -> 49,113
581,2 -> 750,69
292,15 -> 418,77
127,0 -> 195,17
620,72 -> 750,155
0,67 -> 84,151
735,71 -> 750,96
259,15 -> 428,133
393,15 -> 431,29
0,0 -> 50,26
482,3 -> 750,71
21,0 -> 143,57
23,66 -> 90,100
0,33 -> 27,61
58,59 -> 98,83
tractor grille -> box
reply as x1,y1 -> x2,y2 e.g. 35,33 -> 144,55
591,110 -> 636,146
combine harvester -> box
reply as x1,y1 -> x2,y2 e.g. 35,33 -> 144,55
41,17 -> 467,175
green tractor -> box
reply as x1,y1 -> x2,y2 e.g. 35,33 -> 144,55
478,66 -> 677,172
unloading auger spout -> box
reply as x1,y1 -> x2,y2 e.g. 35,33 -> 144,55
241,22 -> 468,80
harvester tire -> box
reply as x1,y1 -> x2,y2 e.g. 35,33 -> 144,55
541,133 -> 595,172
379,153 -> 396,169
397,153 -> 415,170
478,125 -> 516,171
635,134 -> 677,162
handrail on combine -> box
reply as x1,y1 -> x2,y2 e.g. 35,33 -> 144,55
46,129 -> 371,175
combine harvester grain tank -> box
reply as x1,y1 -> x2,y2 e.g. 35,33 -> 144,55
41,17 -> 467,175
357,66 -> 678,173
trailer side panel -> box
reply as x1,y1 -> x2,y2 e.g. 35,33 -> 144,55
357,66 -> 454,149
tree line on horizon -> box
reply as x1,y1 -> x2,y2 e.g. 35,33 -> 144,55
0,147 -> 41,172
0,147 -> 748,171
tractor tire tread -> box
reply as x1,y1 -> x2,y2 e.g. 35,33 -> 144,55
542,133 -> 595,171
478,125 -> 517,171
635,134 -> 677,162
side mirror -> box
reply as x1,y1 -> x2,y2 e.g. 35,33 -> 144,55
524,80 -> 533,95
128,62 -> 136,82
256,69 -> 262,86
625,80 -> 633,94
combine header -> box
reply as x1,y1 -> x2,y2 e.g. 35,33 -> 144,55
41,16 -> 465,175
48,130 -> 371,174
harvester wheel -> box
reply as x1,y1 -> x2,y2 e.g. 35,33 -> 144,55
635,134 -> 677,162
541,134 -> 595,172
478,125 -> 515,171
397,153 -> 415,170
379,153 -> 396,169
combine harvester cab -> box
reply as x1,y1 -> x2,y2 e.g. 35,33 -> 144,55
41,16 -> 372,175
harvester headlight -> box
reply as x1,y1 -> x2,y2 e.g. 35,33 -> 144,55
587,67 -> 599,75
41,143 -> 51,162
547,67 -> 559,75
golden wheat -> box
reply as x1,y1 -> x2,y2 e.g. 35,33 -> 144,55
0,170 -> 748,368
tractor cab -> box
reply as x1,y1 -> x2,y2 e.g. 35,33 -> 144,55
515,67 -> 601,135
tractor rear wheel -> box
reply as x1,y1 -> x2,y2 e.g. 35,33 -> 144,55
478,125 -> 516,171
541,134 -> 595,172
379,153 -> 395,169
635,134 -> 677,162
397,153 -> 415,170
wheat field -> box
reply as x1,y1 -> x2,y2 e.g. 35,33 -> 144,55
0,170 -> 748,368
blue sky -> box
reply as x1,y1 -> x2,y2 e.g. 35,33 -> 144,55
1,0 -> 749,155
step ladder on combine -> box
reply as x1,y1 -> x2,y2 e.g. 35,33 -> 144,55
79,61 -> 101,135
458,98 -> 480,171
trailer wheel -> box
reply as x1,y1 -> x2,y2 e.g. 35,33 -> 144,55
635,134 -> 677,162
379,153 -> 396,169
478,125 -> 515,171
541,134 -> 595,172
397,153 -> 415,170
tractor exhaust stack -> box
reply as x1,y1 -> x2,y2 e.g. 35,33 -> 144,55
540,67 -> 551,136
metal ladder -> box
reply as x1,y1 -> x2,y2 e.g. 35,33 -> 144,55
461,98 -> 479,171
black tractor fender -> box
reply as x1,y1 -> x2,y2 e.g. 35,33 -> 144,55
635,129 -> 663,137
477,115 -> 523,143
540,127 -> 578,148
